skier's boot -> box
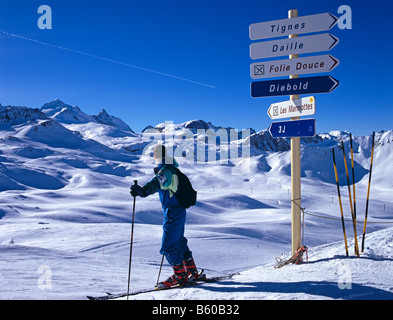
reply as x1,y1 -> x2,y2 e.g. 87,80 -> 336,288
156,264 -> 188,289
183,256 -> 199,281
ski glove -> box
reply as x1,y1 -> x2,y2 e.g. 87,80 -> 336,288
130,184 -> 148,198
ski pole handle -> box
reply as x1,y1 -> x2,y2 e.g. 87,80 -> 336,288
130,180 -> 138,199
132,180 -> 138,198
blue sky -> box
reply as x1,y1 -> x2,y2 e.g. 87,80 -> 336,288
0,0 -> 392,136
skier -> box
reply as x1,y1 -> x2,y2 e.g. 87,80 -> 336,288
130,144 -> 198,288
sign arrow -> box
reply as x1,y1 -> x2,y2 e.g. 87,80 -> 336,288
267,96 -> 316,120
269,118 -> 316,138
251,75 -> 339,98
250,55 -> 339,79
250,12 -> 338,40
250,33 -> 339,60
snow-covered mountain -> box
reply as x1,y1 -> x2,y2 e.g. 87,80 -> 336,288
0,100 -> 138,192
0,105 -> 48,125
146,119 -> 255,136
1,98 -> 392,195
0,99 -> 392,300
40,99 -> 92,124
40,99 -> 133,132
0,99 -> 392,191
93,109 -> 133,132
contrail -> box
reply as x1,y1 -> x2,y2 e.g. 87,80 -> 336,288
1,30 -> 216,89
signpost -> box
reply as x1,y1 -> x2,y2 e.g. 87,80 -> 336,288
251,75 -> 339,97
269,118 -> 316,138
249,12 -> 338,40
267,96 -> 315,120
251,55 -> 339,79
250,33 -> 339,60
287,10 -> 302,260
249,9 -> 340,260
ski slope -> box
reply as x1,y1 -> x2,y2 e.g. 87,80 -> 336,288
0,100 -> 392,300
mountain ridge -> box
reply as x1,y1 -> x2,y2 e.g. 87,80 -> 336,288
1,99 -> 388,148
39,98 -> 133,132
0,99 -> 391,193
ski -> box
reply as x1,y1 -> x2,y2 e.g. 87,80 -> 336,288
87,270 -> 237,300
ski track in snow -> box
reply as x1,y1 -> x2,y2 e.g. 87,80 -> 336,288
0,100 -> 392,300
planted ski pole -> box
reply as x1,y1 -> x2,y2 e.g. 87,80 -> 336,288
156,255 -> 165,287
350,134 -> 357,228
127,180 -> 138,300
341,141 -> 360,257
362,131 -> 375,252
332,148 -> 349,257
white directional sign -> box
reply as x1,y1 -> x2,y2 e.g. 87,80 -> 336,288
249,12 -> 338,40
267,96 -> 316,120
250,33 -> 339,60
250,55 -> 339,79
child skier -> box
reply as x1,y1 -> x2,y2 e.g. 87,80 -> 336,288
130,144 -> 198,288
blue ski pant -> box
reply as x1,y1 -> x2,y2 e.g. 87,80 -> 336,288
160,206 -> 192,266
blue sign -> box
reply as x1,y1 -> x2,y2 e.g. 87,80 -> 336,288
251,75 -> 339,98
269,118 -> 316,138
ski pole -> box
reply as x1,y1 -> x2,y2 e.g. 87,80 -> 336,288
127,180 -> 138,300
362,131 -> 375,252
332,148 -> 349,257
342,141 -> 360,257
350,134 -> 357,224
156,255 -> 165,287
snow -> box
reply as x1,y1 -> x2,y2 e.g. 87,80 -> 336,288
0,100 -> 392,300
130,227 -> 393,300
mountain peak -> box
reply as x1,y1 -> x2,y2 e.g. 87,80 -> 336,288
41,99 -> 71,111
92,109 -> 133,132
184,119 -> 214,131
97,109 -> 110,117
40,100 -> 91,124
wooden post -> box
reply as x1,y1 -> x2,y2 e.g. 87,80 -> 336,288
288,9 -> 302,258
